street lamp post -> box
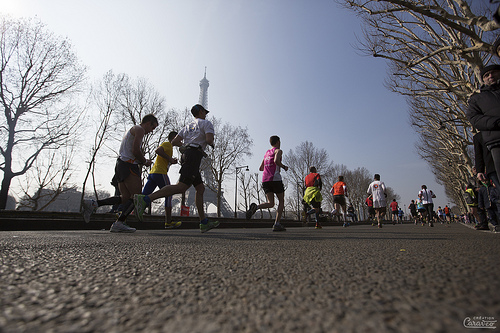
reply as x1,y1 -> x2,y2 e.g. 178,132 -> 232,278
235,165 -> 249,218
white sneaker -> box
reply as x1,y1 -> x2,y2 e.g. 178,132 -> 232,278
110,221 -> 136,233
82,199 -> 98,223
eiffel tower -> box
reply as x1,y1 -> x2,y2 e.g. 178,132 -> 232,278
178,68 -> 233,217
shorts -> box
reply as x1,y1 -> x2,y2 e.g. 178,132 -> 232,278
114,158 -> 140,183
368,207 -> 375,215
333,195 -> 346,206
391,210 -> 398,216
142,173 -> 172,207
411,211 -> 418,217
178,148 -> 204,187
309,199 -> 321,209
262,181 -> 285,194
374,207 -> 386,214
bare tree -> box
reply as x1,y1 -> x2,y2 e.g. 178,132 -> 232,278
116,76 -> 168,155
237,171 -> 252,215
81,72 -> 169,207
80,71 -> 125,204
16,144 -> 77,211
337,0 -> 500,208
0,16 -> 86,209
202,117 -> 253,217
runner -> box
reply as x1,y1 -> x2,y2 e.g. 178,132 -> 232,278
408,200 -> 418,224
389,199 -> 398,225
246,135 -> 289,232
303,166 -> 323,229
331,176 -> 349,227
365,195 -> 376,225
141,131 -> 181,229
418,185 -> 436,227
367,174 -> 387,228
133,104 -> 219,233
82,114 -> 158,232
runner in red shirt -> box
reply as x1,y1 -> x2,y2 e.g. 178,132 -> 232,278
389,199 -> 399,224
331,176 -> 348,226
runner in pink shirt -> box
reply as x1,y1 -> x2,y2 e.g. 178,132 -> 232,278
246,135 -> 288,231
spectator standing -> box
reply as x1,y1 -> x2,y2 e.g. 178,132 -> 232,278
466,64 -> 500,189
464,184 -> 480,225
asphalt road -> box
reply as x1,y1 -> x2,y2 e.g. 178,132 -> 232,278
0,222 -> 499,333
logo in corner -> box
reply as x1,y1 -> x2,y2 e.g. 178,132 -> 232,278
463,316 -> 497,329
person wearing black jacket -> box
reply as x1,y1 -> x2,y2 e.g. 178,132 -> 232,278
466,64 -> 500,189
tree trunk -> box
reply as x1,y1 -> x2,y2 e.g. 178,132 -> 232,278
0,171 -> 13,210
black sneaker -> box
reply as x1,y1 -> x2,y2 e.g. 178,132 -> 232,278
272,224 -> 286,232
246,203 -> 258,220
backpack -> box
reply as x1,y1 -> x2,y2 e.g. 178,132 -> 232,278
463,190 -> 476,205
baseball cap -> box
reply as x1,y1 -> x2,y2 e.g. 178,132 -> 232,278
191,104 -> 209,116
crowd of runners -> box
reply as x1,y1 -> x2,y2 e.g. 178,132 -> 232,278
81,96 -> 500,233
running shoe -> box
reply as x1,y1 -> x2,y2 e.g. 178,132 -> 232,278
246,203 -> 258,220
110,221 -> 136,233
200,218 -> 220,233
82,199 -> 98,223
343,223 -> 347,228
272,224 -> 286,232
315,224 -> 322,229
378,223 -> 383,228
165,221 -> 182,229
133,194 -> 148,222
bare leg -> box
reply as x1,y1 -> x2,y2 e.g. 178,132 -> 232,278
194,183 -> 205,221
258,192 -> 275,210
149,183 -> 189,202
118,173 -> 142,203
165,207 -> 172,224
275,192 -> 285,224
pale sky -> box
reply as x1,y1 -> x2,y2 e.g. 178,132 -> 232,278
1,0 -> 460,212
